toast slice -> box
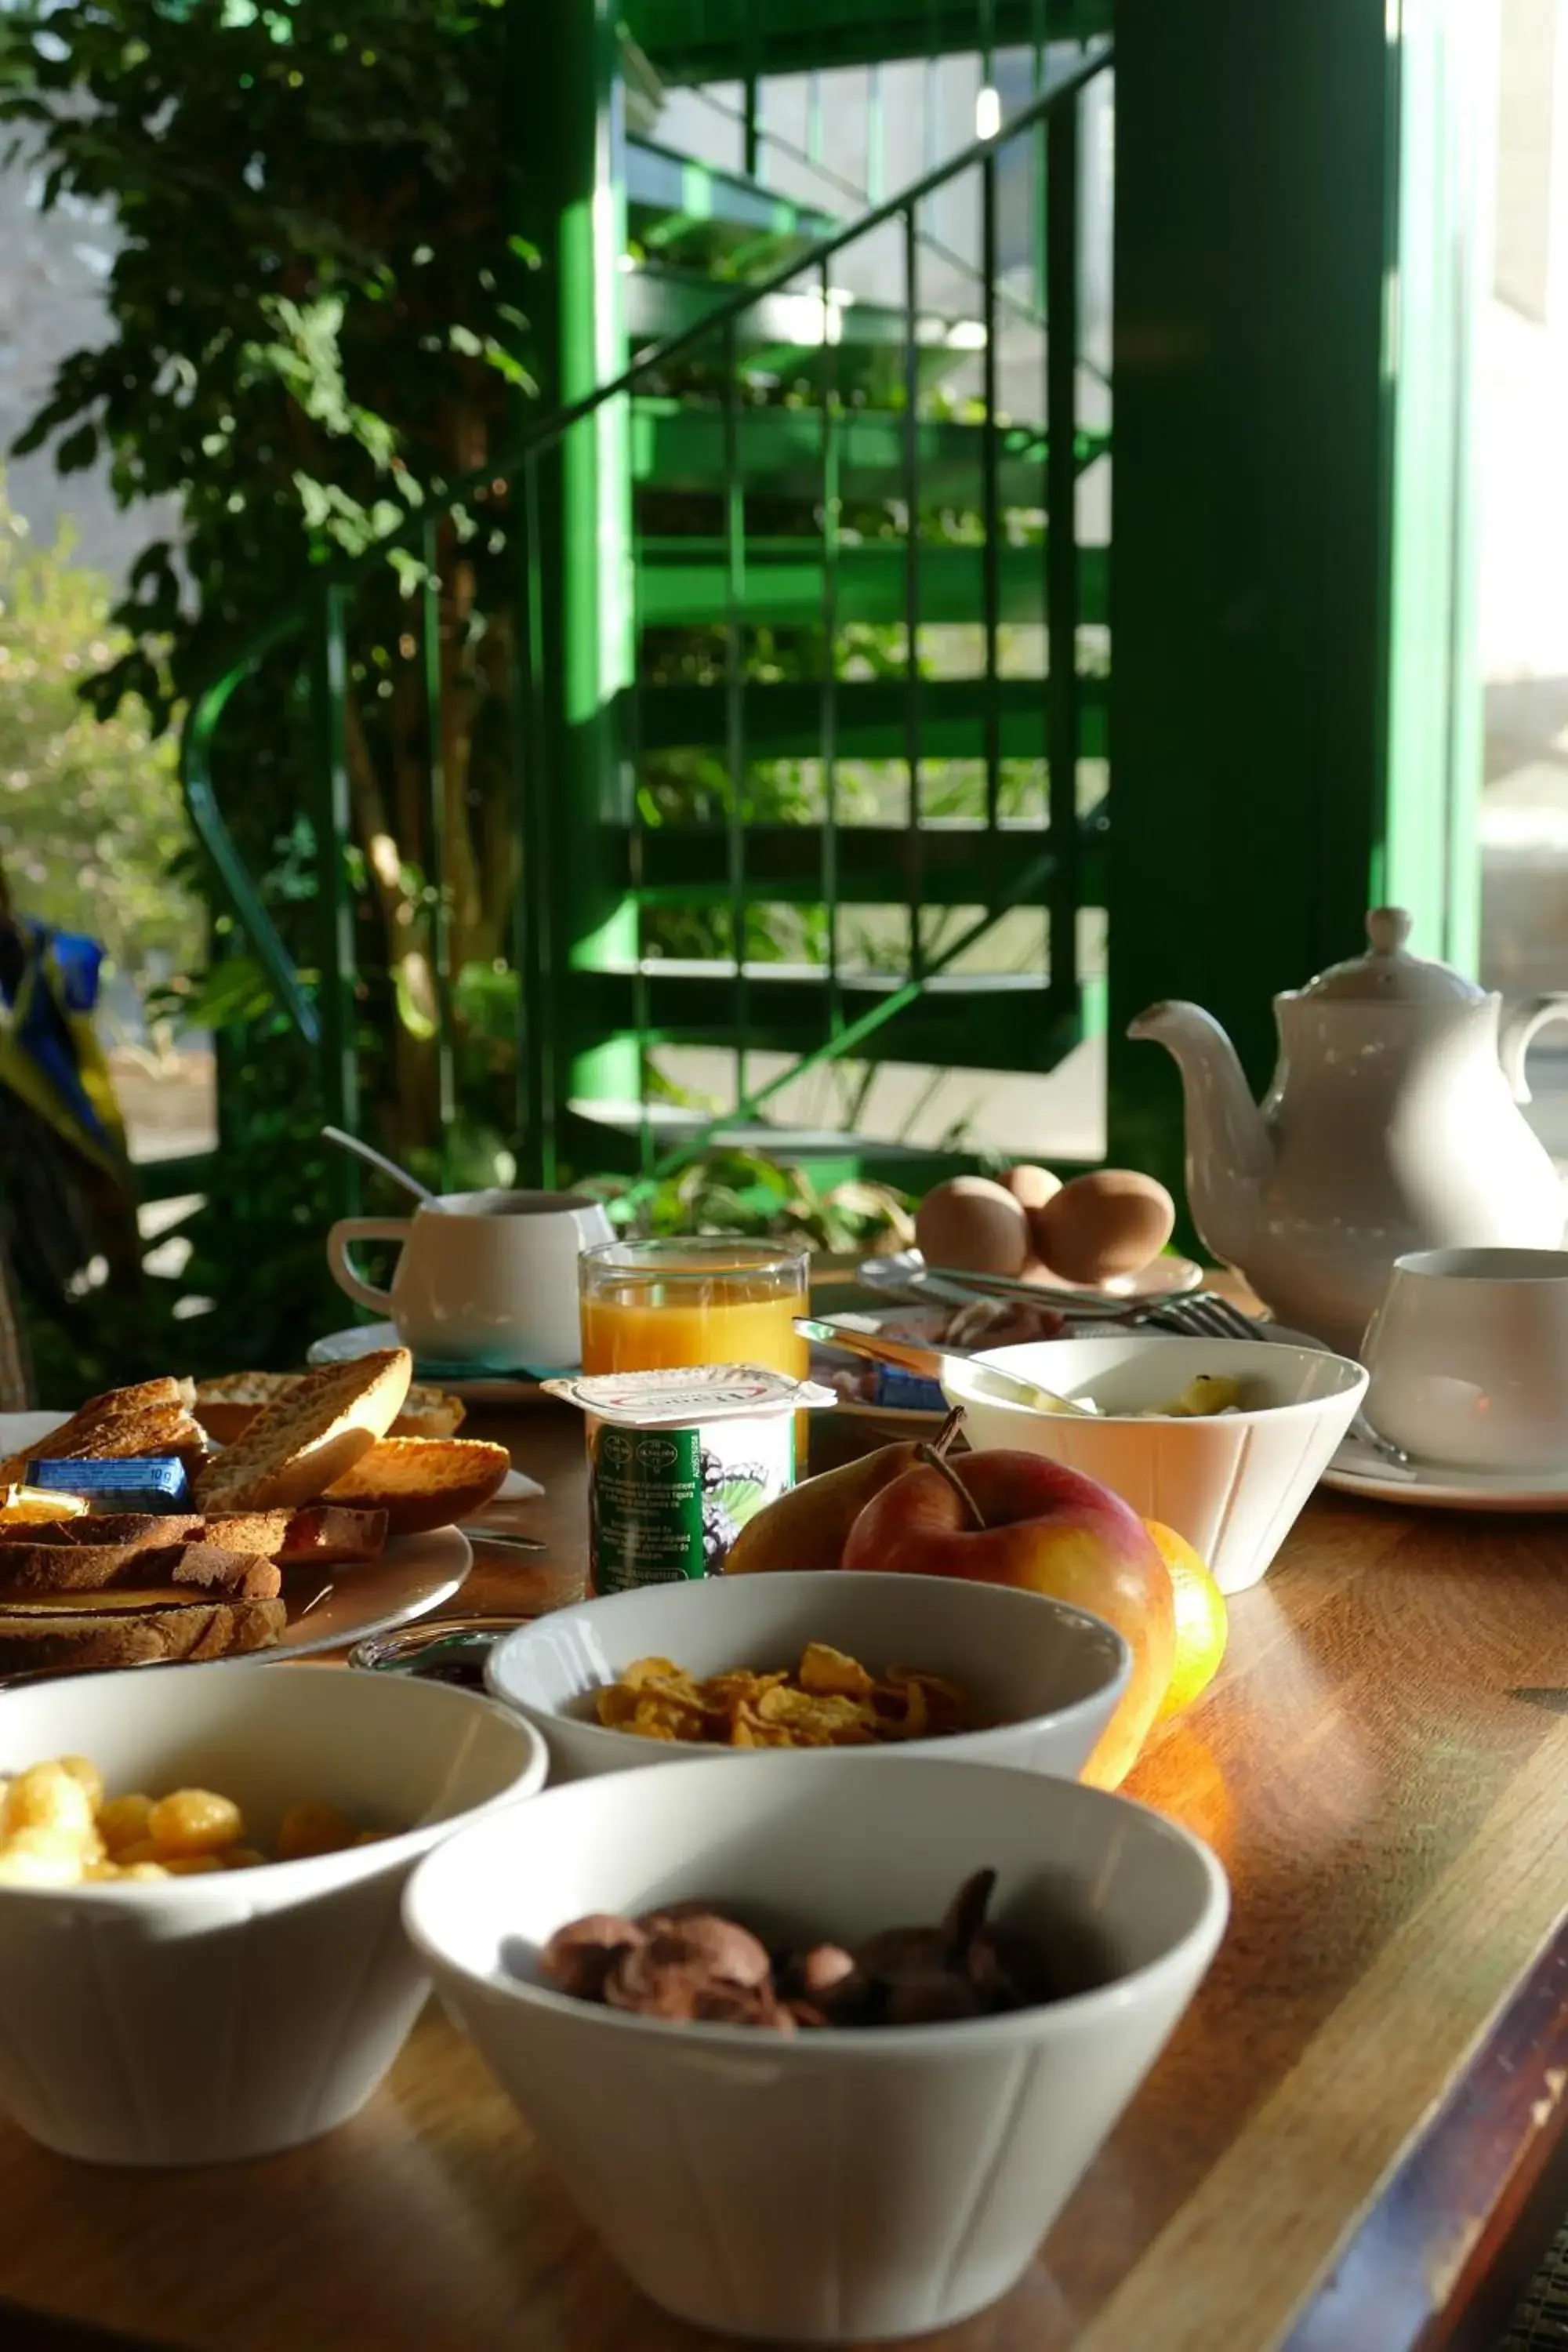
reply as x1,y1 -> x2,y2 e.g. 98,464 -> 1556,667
199,1510 -> 291,1556
194,1350 -> 413,1513
0,1535 -> 280,1601
274,1505 -> 388,1566
200,1505 -> 387,1565
0,1591 -> 285,1672
0,1377 -> 207,1487
194,1373 -> 464,1446
159,1544 -> 282,1599
77,1377 -> 196,1423
0,1512 -> 205,1552
322,1436 -> 511,1536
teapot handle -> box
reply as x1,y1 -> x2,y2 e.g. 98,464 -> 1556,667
1499,995 -> 1568,1104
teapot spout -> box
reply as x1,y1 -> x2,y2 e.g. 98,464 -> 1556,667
1127,1001 -> 1271,1266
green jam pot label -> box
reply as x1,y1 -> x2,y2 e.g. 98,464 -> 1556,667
588,1412 -> 796,1594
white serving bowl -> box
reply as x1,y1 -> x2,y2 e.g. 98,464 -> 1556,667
0,1662 -> 546,2166
485,1568 -> 1130,1782
945,1334 -> 1367,1594
405,1752 -> 1228,2343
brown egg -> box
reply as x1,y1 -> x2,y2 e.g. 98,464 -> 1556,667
997,1163 -> 1062,1212
915,1177 -> 1029,1278
1030,1170 -> 1177,1286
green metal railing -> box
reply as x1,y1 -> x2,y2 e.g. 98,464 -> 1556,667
180,38 -> 1112,1181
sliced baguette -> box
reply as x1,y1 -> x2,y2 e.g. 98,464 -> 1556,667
0,1592 -> 285,1672
195,1374 -> 464,1445
0,1536 -> 280,1601
322,1436 -> 511,1536
194,1350 -> 413,1514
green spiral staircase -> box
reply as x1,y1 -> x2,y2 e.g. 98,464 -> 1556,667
181,11 -> 1117,1196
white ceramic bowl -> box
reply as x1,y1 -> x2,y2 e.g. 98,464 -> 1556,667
0,1662 -> 546,2165
485,1569 -> 1131,1782
945,1334 -> 1368,1594
405,1752 -> 1229,2343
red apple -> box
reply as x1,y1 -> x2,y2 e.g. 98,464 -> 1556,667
840,1448 -> 1175,1789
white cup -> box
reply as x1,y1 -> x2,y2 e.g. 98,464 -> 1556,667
327,1189 -> 612,1371
1362,1246 -> 1568,1473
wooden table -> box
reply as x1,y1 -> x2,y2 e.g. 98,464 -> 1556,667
4,1407 -> 1568,2352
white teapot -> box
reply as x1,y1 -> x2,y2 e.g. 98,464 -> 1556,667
1129,909 -> 1568,1356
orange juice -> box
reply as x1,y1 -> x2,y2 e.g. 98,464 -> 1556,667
577,1243 -> 812,1581
579,1242 -> 809,1381
580,1287 -> 808,1380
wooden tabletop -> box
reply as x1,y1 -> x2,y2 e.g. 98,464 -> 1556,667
3,1406 -> 1568,2352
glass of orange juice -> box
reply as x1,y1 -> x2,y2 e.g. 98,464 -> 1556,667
579,1239 -> 810,1381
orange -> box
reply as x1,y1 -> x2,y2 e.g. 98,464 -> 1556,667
1143,1520 -> 1229,1718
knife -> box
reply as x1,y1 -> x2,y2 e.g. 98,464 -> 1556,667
793,1317 -> 1091,1416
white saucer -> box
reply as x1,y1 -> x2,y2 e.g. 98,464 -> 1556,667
856,1248 -> 1205,1315
307,1322 -> 557,1405
1323,1443 -> 1568,1513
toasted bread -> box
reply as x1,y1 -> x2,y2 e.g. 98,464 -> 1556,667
0,1533 -> 279,1601
0,1377 -> 208,1487
77,1377 -> 196,1424
159,1544 -> 282,1599
391,1385 -> 465,1440
274,1505 -> 388,1566
194,1350 -> 413,1514
0,1512 -> 205,1552
0,1592 -> 285,1672
194,1373 -> 464,1445
199,1510 -> 292,1555
322,1436 -> 511,1536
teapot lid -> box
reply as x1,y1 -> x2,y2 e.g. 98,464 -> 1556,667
1294,908 -> 1488,1005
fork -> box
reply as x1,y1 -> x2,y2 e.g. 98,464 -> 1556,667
1138,1294 -> 1410,1469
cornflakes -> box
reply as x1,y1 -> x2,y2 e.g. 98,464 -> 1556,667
593,1646 -> 978,1749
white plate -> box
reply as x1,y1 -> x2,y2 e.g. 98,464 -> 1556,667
857,1248 -> 1205,1312
307,1321 -> 552,1403
254,1527 -> 472,1657
1323,1447 -> 1568,1513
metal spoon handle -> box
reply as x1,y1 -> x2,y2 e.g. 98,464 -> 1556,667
321,1125 -> 437,1205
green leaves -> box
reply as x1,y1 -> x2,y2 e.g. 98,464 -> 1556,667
584,1149 -> 916,1258
0,472 -> 199,986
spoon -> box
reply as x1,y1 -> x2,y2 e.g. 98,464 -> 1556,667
793,1318 -> 1094,1417
321,1125 -> 437,1206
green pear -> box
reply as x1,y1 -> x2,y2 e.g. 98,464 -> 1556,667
722,1443 -> 923,1575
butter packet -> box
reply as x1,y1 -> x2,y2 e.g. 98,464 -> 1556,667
24,1456 -> 192,1512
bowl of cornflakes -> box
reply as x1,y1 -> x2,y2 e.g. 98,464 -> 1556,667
484,1570 -> 1131,1783
403,1748 -> 1228,2340
0,1660 -> 546,2166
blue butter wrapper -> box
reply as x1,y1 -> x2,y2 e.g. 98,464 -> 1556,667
872,1368 -> 948,1414
25,1456 -> 192,1511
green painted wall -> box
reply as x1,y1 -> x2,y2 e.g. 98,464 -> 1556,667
1107,0 -> 1494,1210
